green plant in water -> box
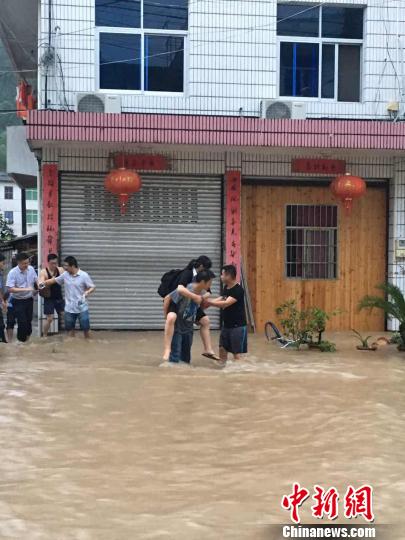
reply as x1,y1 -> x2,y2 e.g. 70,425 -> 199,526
275,300 -> 310,349
358,283 -> 405,349
317,340 -> 337,353
275,301 -> 338,351
351,329 -> 373,348
306,307 -> 339,346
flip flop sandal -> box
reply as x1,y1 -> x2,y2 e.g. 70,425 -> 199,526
202,352 -> 222,362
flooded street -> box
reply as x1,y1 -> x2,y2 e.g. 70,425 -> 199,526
0,331 -> 404,539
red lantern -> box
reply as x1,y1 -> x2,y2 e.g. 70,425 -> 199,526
104,167 -> 142,214
330,173 -> 366,214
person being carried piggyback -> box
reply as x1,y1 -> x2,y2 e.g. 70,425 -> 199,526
163,269 -> 216,364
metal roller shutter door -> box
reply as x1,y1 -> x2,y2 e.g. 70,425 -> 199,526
60,174 -> 222,329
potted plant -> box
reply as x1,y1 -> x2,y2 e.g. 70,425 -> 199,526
275,300 -> 310,349
306,307 -> 339,350
358,283 -> 405,351
352,329 -> 377,351
275,301 -> 337,352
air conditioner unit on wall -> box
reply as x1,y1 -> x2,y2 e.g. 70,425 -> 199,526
75,93 -> 121,113
260,100 -> 307,120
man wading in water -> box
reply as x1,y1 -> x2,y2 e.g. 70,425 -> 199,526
161,256 -> 220,362
40,256 -> 95,339
6,252 -> 38,342
39,254 -> 65,337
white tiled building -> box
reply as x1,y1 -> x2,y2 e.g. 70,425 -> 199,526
3,0 -> 405,331
0,173 -> 38,237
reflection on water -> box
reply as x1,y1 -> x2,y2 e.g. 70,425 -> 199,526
0,332 -> 404,539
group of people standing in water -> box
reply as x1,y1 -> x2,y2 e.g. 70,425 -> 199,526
0,251 -> 248,365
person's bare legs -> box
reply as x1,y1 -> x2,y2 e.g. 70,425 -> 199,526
199,315 -> 216,356
43,314 -> 54,337
163,312 -> 177,361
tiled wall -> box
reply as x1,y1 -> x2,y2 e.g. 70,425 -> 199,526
39,0 -> 405,119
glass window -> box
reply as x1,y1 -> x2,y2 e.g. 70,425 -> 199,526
278,4 -> 363,102
26,210 -> 38,225
277,4 -> 319,37
97,0 -> 187,93
286,205 -> 338,280
26,188 -> 38,201
338,45 -> 361,102
95,0 -> 141,28
4,186 -> 13,200
280,42 -> 319,98
322,7 -> 363,39
144,35 -> 184,92
100,33 -> 141,90
144,0 -> 188,30
4,211 -> 13,224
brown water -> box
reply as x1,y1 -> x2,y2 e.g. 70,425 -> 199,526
0,332 -> 404,539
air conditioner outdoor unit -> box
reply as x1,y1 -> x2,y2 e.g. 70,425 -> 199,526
75,93 -> 121,113
260,100 -> 307,120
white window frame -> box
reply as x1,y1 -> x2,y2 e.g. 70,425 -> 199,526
277,4 -> 364,103
26,210 -> 38,225
95,0 -> 188,96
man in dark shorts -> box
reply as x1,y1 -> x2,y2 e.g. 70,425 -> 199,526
206,264 -> 247,362
39,254 -> 65,337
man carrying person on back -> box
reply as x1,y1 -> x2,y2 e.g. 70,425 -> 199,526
163,270 -> 216,364
6,252 -> 38,342
160,256 -> 220,362
40,256 -> 95,339
39,253 -> 65,337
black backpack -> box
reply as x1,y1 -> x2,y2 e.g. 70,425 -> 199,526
157,269 -> 183,298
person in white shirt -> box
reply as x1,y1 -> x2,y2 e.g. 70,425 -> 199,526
40,256 -> 95,339
6,252 -> 38,342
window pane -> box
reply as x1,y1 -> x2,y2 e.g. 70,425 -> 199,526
4,211 -> 13,224
280,42 -> 319,97
144,0 -> 188,30
322,7 -> 363,39
321,44 -> 335,99
144,36 -> 184,92
277,4 -> 319,37
338,45 -> 361,102
26,188 -> 38,201
95,0 -> 140,28
100,33 -> 141,90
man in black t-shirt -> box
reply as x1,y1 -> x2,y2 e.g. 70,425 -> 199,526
206,264 -> 247,362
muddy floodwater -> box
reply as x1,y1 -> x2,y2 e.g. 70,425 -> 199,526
0,331 -> 404,539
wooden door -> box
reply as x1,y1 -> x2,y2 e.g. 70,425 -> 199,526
241,184 -> 387,331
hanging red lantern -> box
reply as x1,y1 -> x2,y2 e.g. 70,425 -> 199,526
104,167 -> 142,215
330,173 -> 366,214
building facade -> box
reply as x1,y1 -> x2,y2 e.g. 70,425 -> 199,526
2,0 -> 405,330
0,173 -> 38,237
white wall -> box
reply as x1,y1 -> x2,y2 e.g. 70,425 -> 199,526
39,0 -> 405,119
0,179 -> 39,237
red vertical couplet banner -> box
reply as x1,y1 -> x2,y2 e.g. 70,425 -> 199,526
41,164 -> 59,268
225,170 -> 241,278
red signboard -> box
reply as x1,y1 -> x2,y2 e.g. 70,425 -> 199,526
42,164 -> 59,267
113,153 -> 169,171
225,170 -> 241,278
292,159 -> 346,175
